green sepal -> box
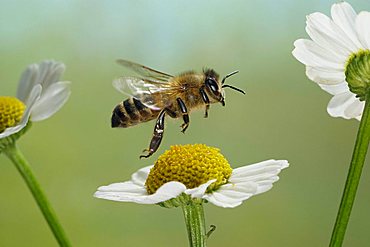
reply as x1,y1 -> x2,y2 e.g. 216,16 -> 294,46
345,50 -> 370,101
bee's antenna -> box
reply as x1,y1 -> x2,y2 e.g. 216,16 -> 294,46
221,70 -> 244,94
221,70 -> 239,84
222,84 -> 246,94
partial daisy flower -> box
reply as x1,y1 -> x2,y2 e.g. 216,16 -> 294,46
0,60 -> 71,140
94,144 -> 289,208
292,2 -> 370,120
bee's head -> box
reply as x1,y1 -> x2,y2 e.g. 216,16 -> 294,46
204,69 -> 244,106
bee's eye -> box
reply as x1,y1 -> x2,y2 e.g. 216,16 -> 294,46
206,78 -> 219,93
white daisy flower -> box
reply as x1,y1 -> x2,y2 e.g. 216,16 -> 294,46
94,144 -> 289,208
0,60 -> 71,139
292,2 -> 370,120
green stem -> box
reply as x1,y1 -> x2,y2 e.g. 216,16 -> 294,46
329,93 -> 370,246
4,143 -> 72,247
182,199 -> 207,247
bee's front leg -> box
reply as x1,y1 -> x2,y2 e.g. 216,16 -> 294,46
199,87 -> 210,118
140,110 -> 166,159
176,98 -> 189,133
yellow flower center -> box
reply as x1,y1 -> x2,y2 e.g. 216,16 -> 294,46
145,144 -> 232,195
0,96 -> 26,133
345,49 -> 370,101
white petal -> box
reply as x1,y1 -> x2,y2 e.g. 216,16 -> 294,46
305,25 -> 348,60
185,179 -> 216,198
292,39 -> 343,69
318,82 -> 349,95
306,14 -> 353,59
306,66 -> 345,85
356,12 -> 370,49
230,160 -> 288,180
16,60 -> 65,102
232,180 -> 277,195
0,85 -> 41,138
307,12 -> 359,54
230,172 -> 281,184
16,64 -> 39,102
131,165 -> 152,186
331,2 -> 363,49
36,60 -> 66,89
97,181 -> 147,194
327,91 -> 360,119
94,181 -> 149,202
94,181 -> 186,204
230,160 -> 288,195
204,160 -> 288,208
344,97 -> 364,120
211,188 -> 254,201
203,191 -> 245,208
35,60 -> 65,88
30,81 -> 71,121
203,182 -> 259,208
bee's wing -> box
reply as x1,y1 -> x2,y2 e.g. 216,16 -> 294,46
113,77 -> 177,110
116,59 -> 174,82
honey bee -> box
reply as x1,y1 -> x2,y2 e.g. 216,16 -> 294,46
111,59 -> 245,158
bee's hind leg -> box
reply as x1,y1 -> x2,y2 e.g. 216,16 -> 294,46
199,87 -> 210,118
176,98 -> 190,133
140,110 -> 166,159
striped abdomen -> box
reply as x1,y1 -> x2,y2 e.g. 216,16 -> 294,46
111,98 -> 160,128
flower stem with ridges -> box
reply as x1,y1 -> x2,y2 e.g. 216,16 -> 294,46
329,92 -> 370,247
3,143 -> 72,247
182,198 -> 207,247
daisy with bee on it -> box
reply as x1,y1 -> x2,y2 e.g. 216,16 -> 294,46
95,144 -> 289,246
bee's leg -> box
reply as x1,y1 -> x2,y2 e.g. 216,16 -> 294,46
140,110 -> 166,159
199,87 -> 210,118
165,107 -> 177,118
176,98 -> 189,133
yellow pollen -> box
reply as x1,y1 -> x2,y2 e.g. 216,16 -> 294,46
0,96 -> 26,133
145,144 -> 232,194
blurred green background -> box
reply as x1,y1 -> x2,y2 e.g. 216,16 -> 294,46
1,0 -> 370,246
